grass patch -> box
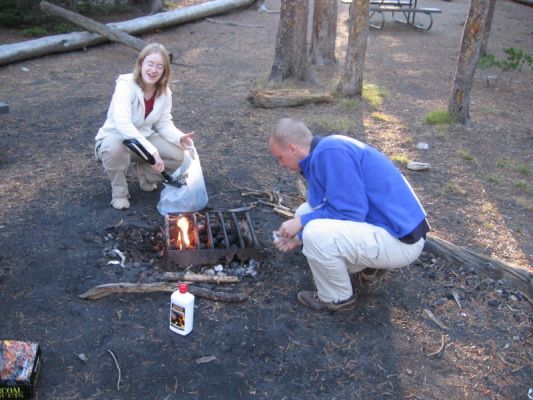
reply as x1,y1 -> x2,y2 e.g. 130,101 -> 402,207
457,148 -> 475,161
487,174 -> 501,184
424,109 -> 455,125
515,180 -> 529,192
310,116 -> 354,132
496,158 -> 509,168
339,97 -> 360,109
370,112 -> 394,122
516,196 -> 533,211
481,202 -> 497,213
434,125 -> 448,139
21,26 -> 49,37
480,107 -> 506,116
390,154 -> 410,166
251,75 -> 269,90
362,83 -> 388,109
445,180 -> 467,196
516,163 -> 530,176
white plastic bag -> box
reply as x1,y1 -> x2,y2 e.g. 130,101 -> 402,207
157,148 -> 208,215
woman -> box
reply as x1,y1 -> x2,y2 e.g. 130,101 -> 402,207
95,43 -> 194,210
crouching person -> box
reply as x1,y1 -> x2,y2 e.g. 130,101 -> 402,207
269,118 -> 430,311
95,43 -> 194,210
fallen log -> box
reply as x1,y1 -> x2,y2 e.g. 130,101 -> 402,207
79,282 -> 249,302
40,1 -> 151,56
161,271 -> 239,284
424,235 -> 533,302
0,0 -> 255,66
247,88 -> 334,108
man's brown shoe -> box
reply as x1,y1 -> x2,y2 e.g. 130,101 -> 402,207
297,291 -> 356,312
357,268 -> 387,283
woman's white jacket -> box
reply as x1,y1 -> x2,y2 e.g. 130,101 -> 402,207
95,73 -> 184,156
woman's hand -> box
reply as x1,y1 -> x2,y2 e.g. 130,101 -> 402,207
180,131 -> 195,149
152,152 -> 164,173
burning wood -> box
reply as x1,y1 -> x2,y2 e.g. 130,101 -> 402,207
164,211 -> 262,268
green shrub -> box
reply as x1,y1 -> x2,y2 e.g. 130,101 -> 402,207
457,148 -> 475,161
362,83 -> 387,109
424,109 -> 455,125
479,47 -> 533,71
390,154 -> 409,166
0,0 -> 131,34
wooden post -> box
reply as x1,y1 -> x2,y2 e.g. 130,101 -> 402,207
337,0 -> 370,97
268,0 -> 312,83
448,0 -> 491,124
310,0 -> 338,66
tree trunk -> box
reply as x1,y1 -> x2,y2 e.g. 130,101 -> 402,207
40,1 -> 149,53
337,0 -> 369,97
479,0 -> 497,58
424,235 -> 532,302
247,88 -> 333,108
448,0 -> 491,125
268,0 -> 311,83
309,0 -> 338,66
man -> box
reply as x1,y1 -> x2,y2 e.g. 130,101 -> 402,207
269,118 -> 430,312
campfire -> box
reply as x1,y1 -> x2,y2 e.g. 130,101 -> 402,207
164,211 -> 262,268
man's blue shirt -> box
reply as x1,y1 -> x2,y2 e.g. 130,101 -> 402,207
298,135 -> 427,239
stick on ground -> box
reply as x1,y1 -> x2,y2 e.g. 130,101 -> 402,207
79,282 -> 249,302
107,349 -> 121,391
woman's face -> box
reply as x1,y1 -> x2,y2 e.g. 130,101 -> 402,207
141,52 -> 165,87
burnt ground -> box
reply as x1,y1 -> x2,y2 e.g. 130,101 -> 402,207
0,0 -> 532,399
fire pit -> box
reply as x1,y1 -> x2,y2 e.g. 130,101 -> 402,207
164,211 -> 262,268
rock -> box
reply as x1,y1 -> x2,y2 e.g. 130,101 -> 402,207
407,161 -> 431,171
416,142 -> 429,150
487,299 -> 500,307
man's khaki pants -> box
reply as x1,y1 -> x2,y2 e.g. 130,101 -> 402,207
95,134 -> 184,202
296,203 -> 425,303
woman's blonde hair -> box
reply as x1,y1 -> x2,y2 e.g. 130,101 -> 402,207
133,43 -> 171,97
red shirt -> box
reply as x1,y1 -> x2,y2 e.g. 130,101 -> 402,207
144,95 -> 155,118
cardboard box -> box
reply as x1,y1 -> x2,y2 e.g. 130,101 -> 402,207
0,341 -> 41,400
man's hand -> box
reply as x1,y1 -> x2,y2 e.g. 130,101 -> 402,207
152,152 -> 164,173
278,217 -> 302,239
273,236 -> 302,253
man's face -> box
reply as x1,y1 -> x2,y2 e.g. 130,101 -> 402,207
269,138 -> 301,172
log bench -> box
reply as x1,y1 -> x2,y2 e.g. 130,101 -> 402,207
341,0 -> 442,30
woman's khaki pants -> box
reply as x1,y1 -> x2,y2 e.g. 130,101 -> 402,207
95,133 -> 184,202
296,203 -> 425,303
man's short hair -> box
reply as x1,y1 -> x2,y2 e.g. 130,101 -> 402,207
270,118 -> 313,147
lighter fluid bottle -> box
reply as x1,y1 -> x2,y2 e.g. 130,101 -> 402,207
169,283 -> 194,335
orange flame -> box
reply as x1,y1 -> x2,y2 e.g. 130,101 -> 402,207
177,217 -> 190,250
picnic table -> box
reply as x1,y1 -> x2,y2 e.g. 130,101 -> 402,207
341,0 -> 442,30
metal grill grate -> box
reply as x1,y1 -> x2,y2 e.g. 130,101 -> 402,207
165,211 -> 262,268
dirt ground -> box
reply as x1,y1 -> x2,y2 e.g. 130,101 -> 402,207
0,0 -> 532,399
